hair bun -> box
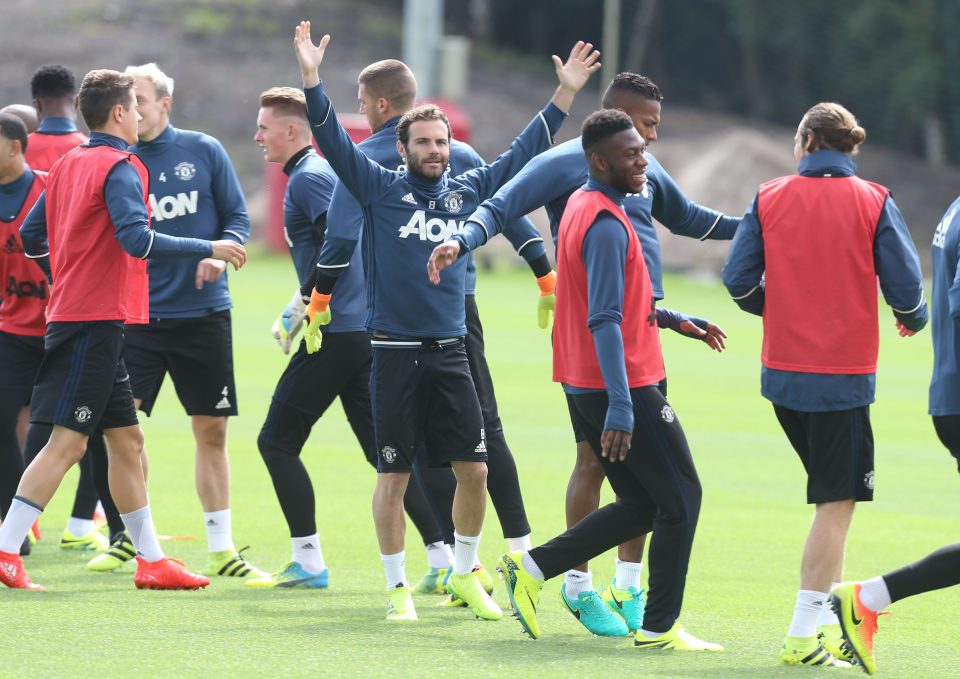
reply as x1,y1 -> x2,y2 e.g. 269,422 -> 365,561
849,126 -> 866,145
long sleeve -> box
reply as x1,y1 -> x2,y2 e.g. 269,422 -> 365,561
104,161 -> 211,260
303,83 -> 393,207
19,191 -> 52,280
208,137 -> 250,243
583,214 -> 633,432
651,157 -> 741,240
458,140 -> 585,251
313,181 -> 363,295
874,196 -> 928,330
722,195 -> 765,316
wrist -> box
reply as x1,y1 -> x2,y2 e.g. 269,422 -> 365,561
536,270 -> 557,296
308,290 -> 331,314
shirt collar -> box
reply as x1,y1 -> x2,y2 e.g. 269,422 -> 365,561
798,150 -> 856,177
88,132 -> 130,151
283,146 -> 315,176
0,167 -> 34,195
135,124 -> 175,151
584,177 -> 627,205
36,117 -> 79,134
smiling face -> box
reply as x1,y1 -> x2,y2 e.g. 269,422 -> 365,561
255,106 -> 295,164
398,118 -> 450,181
593,127 -> 648,194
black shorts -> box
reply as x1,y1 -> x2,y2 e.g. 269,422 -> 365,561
774,404 -> 875,504
30,321 -> 138,436
123,310 -> 237,417
566,378 -> 667,444
0,330 -> 44,411
261,332 -> 376,463
371,337 -> 485,473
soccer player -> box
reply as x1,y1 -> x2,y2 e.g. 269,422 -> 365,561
929,192 -> 960,473
0,68 -> 245,590
829,544 -> 960,675
26,65 -> 88,171
22,64 -> 107,551
85,63 -> 263,578
250,86 -> 452,587
431,72 -> 738,636
723,102 -> 928,668
293,21 -> 597,621
437,109 -> 720,650
0,113 -> 47,557
313,57 -> 551,596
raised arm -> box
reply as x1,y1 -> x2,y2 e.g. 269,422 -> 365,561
649,155 -> 741,241
294,22 -> 392,206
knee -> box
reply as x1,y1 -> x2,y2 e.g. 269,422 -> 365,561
257,428 -> 281,463
376,473 -> 410,503
193,417 -> 228,451
573,442 -> 605,484
453,461 -> 488,489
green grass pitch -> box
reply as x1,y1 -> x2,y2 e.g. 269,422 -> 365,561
3,249 -> 957,678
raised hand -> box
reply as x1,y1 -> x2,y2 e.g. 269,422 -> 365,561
552,41 -> 602,95
293,20 -> 330,88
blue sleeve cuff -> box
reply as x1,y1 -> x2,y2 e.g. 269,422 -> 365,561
540,101 -> 567,143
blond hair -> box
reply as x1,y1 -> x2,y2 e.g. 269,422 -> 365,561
124,62 -> 174,99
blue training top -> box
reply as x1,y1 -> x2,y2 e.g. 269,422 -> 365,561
458,136 -> 740,300
131,125 -> 249,318
0,167 -> 35,222
316,114 -> 546,314
930,197 -> 960,415
723,150 -> 928,411
304,82 -> 564,339
21,133 -> 213,271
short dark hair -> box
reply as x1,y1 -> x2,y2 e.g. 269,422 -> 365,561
78,70 -> 135,131
0,113 -> 28,153
601,72 -> 663,107
396,104 -> 450,146
581,109 -> 635,156
359,60 -> 417,112
30,64 -> 77,101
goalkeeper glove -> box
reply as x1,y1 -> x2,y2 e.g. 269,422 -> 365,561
302,290 -> 332,354
537,270 -> 557,329
271,289 -> 306,354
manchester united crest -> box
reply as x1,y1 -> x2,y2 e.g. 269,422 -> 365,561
443,191 -> 463,214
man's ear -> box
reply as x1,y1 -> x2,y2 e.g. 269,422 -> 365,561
396,139 -> 406,160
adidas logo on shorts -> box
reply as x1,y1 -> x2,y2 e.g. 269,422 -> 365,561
215,397 -> 231,409
474,429 -> 487,453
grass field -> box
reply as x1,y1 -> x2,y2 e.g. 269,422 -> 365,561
3,249 -> 958,678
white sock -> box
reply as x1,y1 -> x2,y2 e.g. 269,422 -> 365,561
615,558 -> 642,590
817,582 -> 842,626
0,498 -> 42,553
453,531 -> 480,575
507,534 -> 532,551
788,589 -> 828,638
291,534 -> 326,573
120,505 -> 164,562
858,577 -> 892,612
520,551 -> 544,580
203,509 -> 235,553
66,517 -> 95,537
425,541 -> 454,569
564,569 -> 592,597
381,551 -> 407,589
